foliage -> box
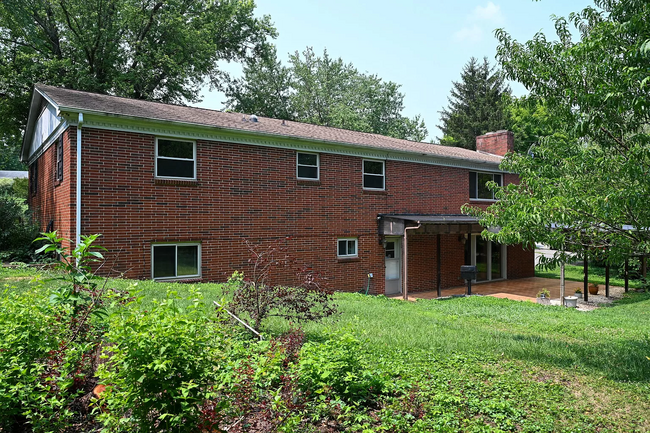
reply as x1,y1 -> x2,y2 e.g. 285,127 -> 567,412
2,266 -> 650,431
97,290 -> 228,433
224,238 -> 337,331
536,288 -> 550,298
0,0 -> 276,169
438,56 -> 511,149
225,47 -> 428,141
0,185 -> 40,262
297,331 -> 385,404
505,96 -> 555,154
0,232 -> 130,432
465,1 -> 650,267
35,231 -> 108,317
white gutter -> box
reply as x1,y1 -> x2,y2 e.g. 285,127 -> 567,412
76,113 -> 83,247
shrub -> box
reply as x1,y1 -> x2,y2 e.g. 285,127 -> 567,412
297,331 -> 386,405
225,238 -> 337,331
97,290 -> 229,432
0,195 -> 40,262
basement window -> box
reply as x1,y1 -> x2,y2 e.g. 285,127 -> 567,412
152,243 -> 201,280
337,238 -> 358,258
469,171 -> 502,200
155,138 -> 196,179
363,159 -> 385,190
297,152 -> 319,180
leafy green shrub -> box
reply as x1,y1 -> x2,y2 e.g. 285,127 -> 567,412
297,331 -> 385,404
97,290 -> 229,432
0,195 -> 40,262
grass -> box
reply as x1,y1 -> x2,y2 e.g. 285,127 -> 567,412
536,263 -> 645,289
3,265 -> 650,431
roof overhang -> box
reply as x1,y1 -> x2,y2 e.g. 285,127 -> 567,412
378,214 -> 484,236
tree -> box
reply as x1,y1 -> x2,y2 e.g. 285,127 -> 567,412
438,57 -> 510,149
225,47 -> 428,142
463,0 -> 650,266
505,96 -> 554,154
0,0 -> 277,169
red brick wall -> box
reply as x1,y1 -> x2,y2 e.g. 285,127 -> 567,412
507,245 -> 536,279
29,128 -> 76,251
30,126 -> 535,293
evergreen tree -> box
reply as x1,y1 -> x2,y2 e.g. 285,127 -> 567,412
438,57 -> 510,149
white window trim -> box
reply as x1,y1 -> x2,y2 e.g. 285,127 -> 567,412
296,151 -> 320,180
470,171 -> 502,201
155,137 -> 197,180
337,238 -> 358,258
151,242 -> 202,280
362,159 -> 385,191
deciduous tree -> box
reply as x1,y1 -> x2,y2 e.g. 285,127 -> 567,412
225,47 -> 428,142
0,0 -> 276,169
464,0 -> 650,265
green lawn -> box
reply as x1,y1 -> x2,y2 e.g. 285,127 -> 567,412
536,263 -> 645,289
3,265 -> 650,431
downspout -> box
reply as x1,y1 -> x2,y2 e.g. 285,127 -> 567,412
402,221 -> 421,301
76,113 -> 83,248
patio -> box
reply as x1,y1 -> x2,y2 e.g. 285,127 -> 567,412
407,277 -> 588,302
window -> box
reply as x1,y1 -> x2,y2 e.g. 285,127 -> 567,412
337,238 -> 358,258
363,160 -> 384,190
55,135 -> 63,182
152,243 -> 200,279
155,138 -> 196,179
29,160 -> 38,195
297,152 -> 319,180
469,171 -> 502,200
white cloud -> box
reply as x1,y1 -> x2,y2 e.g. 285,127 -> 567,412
454,2 -> 505,43
470,2 -> 505,26
454,25 -> 483,43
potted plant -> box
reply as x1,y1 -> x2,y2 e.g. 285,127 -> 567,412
564,293 -> 578,308
574,288 -> 582,297
588,283 -> 599,295
536,288 -> 551,305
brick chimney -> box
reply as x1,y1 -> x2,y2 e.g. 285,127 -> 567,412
476,130 -> 514,157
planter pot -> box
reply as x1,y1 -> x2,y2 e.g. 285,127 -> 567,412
537,296 -> 551,305
588,284 -> 599,295
564,296 -> 578,308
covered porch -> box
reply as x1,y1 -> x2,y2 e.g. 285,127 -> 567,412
407,277 -> 585,302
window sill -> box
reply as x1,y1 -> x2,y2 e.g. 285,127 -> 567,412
469,198 -> 497,203
153,277 -> 202,283
362,189 -> 387,195
297,179 -> 321,186
337,257 -> 360,263
155,178 -> 199,187
54,180 -> 62,188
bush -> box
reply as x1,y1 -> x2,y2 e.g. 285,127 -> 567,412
0,195 -> 40,262
225,238 -> 337,331
97,290 -> 229,432
297,331 -> 385,405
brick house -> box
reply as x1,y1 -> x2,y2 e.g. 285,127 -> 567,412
22,85 -> 534,295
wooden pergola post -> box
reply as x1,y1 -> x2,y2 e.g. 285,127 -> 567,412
605,264 -> 610,298
625,259 -> 629,293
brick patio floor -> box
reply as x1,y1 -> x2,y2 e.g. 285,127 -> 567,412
406,277 -> 588,302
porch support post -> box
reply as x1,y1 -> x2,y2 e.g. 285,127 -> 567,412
402,222 -> 421,301
583,253 -> 589,302
436,234 -> 441,298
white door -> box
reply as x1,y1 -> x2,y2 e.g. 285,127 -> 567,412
385,238 -> 402,295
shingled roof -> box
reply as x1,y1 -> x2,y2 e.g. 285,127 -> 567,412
36,84 -> 503,165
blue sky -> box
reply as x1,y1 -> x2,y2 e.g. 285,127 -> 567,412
194,0 -> 591,141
